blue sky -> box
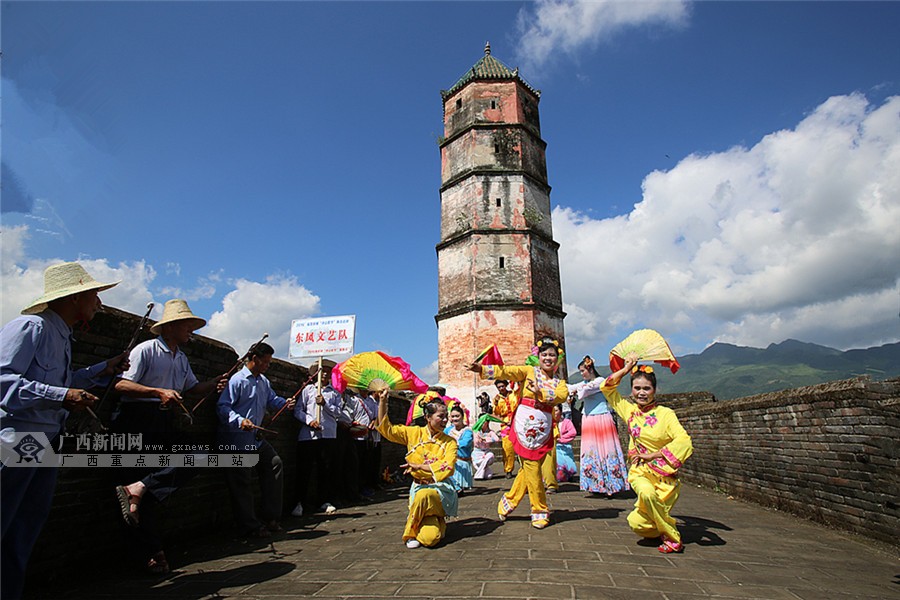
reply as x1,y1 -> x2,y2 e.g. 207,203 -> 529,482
3,0 -> 899,382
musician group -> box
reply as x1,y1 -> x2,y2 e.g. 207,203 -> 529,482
1,261 -> 693,598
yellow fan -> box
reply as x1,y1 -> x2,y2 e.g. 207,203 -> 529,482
609,329 -> 680,374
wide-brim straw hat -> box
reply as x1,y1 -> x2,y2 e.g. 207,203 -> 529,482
22,262 -> 119,315
308,358 -> 338,375
149,299 -> 207,335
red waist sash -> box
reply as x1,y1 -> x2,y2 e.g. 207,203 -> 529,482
519,396 -> 554,413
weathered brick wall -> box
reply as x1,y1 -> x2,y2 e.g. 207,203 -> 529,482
28,306 -> 409,579
612,378 -> 900,545
437,309 -> 554,396
442,81 -> 540,141
439,175 -> 552,242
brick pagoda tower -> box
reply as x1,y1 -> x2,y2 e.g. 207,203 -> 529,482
436,43 -> 566,398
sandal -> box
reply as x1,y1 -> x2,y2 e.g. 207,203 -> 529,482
147,551 -> 170,575
658,536 -> 684,554
115,485 -> 140,526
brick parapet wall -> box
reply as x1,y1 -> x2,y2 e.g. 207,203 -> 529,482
613,377 -> 900,545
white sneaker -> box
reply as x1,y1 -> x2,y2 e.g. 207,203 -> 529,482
405,539 -> 421,549
290,502 -> 304,517
320,502 -> 337,515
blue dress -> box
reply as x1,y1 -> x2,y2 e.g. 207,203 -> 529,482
444,425 -> 474,491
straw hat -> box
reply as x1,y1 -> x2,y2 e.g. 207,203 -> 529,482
149,299 -> 206,335
308,358 -> 338,376
22,262 -> 119,315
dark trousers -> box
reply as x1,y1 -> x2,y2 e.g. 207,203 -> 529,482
224,439 -> 283,533
335,428 -> 360,503
358,439 -> 382,490
294,438 -> 337,511
111,403 -> 198,561
1,453 -> 59,600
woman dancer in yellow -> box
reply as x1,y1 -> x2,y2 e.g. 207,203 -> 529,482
466,337 -> 568,529
601,352 -> 692,553
376,389 -> 458,548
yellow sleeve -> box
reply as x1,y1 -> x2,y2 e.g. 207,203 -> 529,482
430,437 -> 458,483
600,378 -> 634,422
480,364 -> 533,383
551,379 -> 569,405
492,396 -> 508,418
659,410 -> 692,472
376,413 -> 410,447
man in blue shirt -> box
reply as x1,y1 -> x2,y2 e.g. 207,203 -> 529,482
1,262 -> 127,600
217,342 -> 295,537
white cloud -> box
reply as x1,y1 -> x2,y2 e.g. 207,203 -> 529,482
1,226 -> 325,360
158,270 -> 221,302
204,275 -> 321,359
557,93 -> 900,358
418,359 -> 440,385
715,286 -> 900,350
1,224 -> 157,325
515,0 -> 689,74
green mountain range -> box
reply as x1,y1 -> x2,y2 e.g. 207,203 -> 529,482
650,339 -> 900,400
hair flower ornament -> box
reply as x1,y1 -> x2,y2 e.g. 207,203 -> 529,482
631,364 -> 654,375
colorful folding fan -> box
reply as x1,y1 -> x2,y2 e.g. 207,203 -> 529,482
331,351 -> 429,393
609,329 -> 680,374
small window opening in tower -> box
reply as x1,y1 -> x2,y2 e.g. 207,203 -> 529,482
499,257 -> 505,269
494,144 -> 500,153
491,100 -> 496,109
456,98 -> 462,109
496,198 -> 501,207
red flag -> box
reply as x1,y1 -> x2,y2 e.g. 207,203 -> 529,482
474,344 -> 504,366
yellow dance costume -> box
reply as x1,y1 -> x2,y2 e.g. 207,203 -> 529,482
492,392 -> 518,475
601,380 -> 692,545
482,365 -> 568,528
377,414 -> 458,547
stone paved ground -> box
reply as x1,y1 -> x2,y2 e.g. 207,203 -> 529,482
29,475 -> 898,600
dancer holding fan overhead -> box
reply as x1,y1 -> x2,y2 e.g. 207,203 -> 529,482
375,388 -> 458,548
601,337 -> 692,554
465,337 -> 568,529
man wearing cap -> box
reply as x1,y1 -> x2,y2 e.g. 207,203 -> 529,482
216,342 -> 295,538
112,298 -> 226,574
291,359 -> 342,517
1,261 -> 128,600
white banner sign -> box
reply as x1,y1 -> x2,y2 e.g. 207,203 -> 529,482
289,315 -> 356,359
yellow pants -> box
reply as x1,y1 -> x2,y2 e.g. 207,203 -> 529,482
501,436 -> 515,473
498,455 -> 549,526
627,470 -> 682,542
541,445 -> 558,490
404,488 -> 446,547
